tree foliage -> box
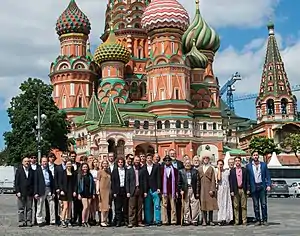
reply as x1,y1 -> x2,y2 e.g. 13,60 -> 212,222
0,148 -> 9,165
249,136 -> 280,161
3,78 -> 69,164
282,133 -> 300,161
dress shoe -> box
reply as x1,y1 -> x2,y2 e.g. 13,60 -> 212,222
262,221 -> 269,226
254,221 -> 261,226
18,222 -> 26,227
127,224 -> 133,228
138,223 -> 145,227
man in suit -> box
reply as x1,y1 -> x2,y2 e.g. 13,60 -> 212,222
34,157 -> 55,227
142,153 -> 162,226
46,153 -> 60,225
111,157 -> 128,227
178,159 -> 200,226
68,152 -> 83,226
246,151 -> 271,226
229,156 -> 250,225
29,154 -> 38,225
161,155 -> 178,225
126,156 -> 145,228
107,151 -> 117,225
15,157 -> 35,227
168,149 -> 183,225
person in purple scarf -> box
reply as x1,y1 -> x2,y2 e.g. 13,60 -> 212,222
160,155 -> 178,225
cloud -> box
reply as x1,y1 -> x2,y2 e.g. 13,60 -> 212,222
0,0 -> 289,109
214,32 -> 300,102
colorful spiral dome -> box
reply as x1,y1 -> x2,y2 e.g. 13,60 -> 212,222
94,27 -> 131,65
56,0 -> 91,36
186,40 -> 208,69
182,0 -> 220,54
141,0 -> 189,33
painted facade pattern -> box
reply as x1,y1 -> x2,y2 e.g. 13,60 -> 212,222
50,0 -> 226,160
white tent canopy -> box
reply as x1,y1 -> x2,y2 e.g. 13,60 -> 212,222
267,152 -> 282,167
223,151 -> 231,169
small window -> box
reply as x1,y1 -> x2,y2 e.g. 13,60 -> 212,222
134,120 -> 140,129
183,120 -> 189,129
124,120 -> 129,127
175,88 -> 179,99
143,121 -> 149,129
78,97 -> 82,108
175,120 -> 181,128
203,122 -> 207,130
213,122 -> 217,130
164,120 -> 170,129
157,121 -> 162,129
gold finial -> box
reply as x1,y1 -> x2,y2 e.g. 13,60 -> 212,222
192,38 -> 196,46
195,0 -> 199,9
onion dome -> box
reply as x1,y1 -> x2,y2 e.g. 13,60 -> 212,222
182,0 -> 220,54
141,0 -> 189,33
186,39 -> 208,69
94,26 -> 131,65
56,0 -> 91,36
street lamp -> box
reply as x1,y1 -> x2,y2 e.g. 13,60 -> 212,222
34,96 -> 47,163
154,115 -> 158,153
223,108 -> 231,145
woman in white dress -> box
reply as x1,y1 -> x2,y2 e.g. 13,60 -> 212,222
89,158 -> 100,225
216,159 -> 233,225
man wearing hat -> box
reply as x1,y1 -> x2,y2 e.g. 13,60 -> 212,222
161,155 -> 178,225
198,150 -> 218,226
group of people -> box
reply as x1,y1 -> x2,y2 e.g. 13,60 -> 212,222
14,148 -> 271,228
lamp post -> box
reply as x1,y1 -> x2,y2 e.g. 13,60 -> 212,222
34,96 -> 47,163
223,108 -> 231,145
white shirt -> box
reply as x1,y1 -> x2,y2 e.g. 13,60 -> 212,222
203,164 -> 209,173
166,166 -> 171,178
118,168 -> 125,187
49,163 -> 55,177
186,171 -> 192,185
23,166 -> 29,178
72,163 -> 77,171
109,163 -> 115,173
147,164 -> 153,175
31,164 -> 37,170
252,162 -> 262,183
90,169 -> 98,182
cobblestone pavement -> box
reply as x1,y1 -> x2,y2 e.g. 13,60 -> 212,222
0,194 -> 299,235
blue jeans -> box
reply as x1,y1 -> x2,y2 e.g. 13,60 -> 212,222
144,189 -> 161,224
251,183 -> 268,222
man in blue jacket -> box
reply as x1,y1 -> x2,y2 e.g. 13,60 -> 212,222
246,151 -> 271,226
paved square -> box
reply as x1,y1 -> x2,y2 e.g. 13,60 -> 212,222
0,194 -> 299,235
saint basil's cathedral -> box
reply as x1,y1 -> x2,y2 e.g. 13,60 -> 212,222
50,0 -> 300,164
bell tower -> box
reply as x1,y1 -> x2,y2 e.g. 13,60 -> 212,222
256,22 -> 297,123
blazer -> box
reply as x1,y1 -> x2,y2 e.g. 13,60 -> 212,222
125,165 -> 145,196
111,167 -> 128,195
229,167 -> 250,195
14,165 -> 35,197
178,168 -> 200,198
34,165 -> 54,196
246,161 -> 271,193
77,173 -> 95,195
141,163 -> 161,192
162,160 -> 184,170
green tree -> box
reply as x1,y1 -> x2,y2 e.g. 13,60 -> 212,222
3,78 -> 69,164
0,148 -> 9,165
249,136 -> 280,161
282,133 -> 300,162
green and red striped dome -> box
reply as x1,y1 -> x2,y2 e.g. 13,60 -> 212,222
56,0 -> 91,36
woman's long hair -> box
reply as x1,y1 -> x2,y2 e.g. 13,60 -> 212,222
77,162 -> 90,181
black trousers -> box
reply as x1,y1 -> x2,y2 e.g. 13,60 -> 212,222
176,198 -> 182,225
73,198 -> 83,224
114,187 -> 128,224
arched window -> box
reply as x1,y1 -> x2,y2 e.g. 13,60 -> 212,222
203,122 -> 207,130
157,121 -> 162,129
175,120 -> 181,128
107,66 -> 111,77
281,98 -> 288,115
267,99 -> 275,115
213,122 -> 217,130
143,121 -> 149,129
164,120 -> 170,129
183,120 -> 189,129
78,97 -> 82,108
134,120 -> 140,129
